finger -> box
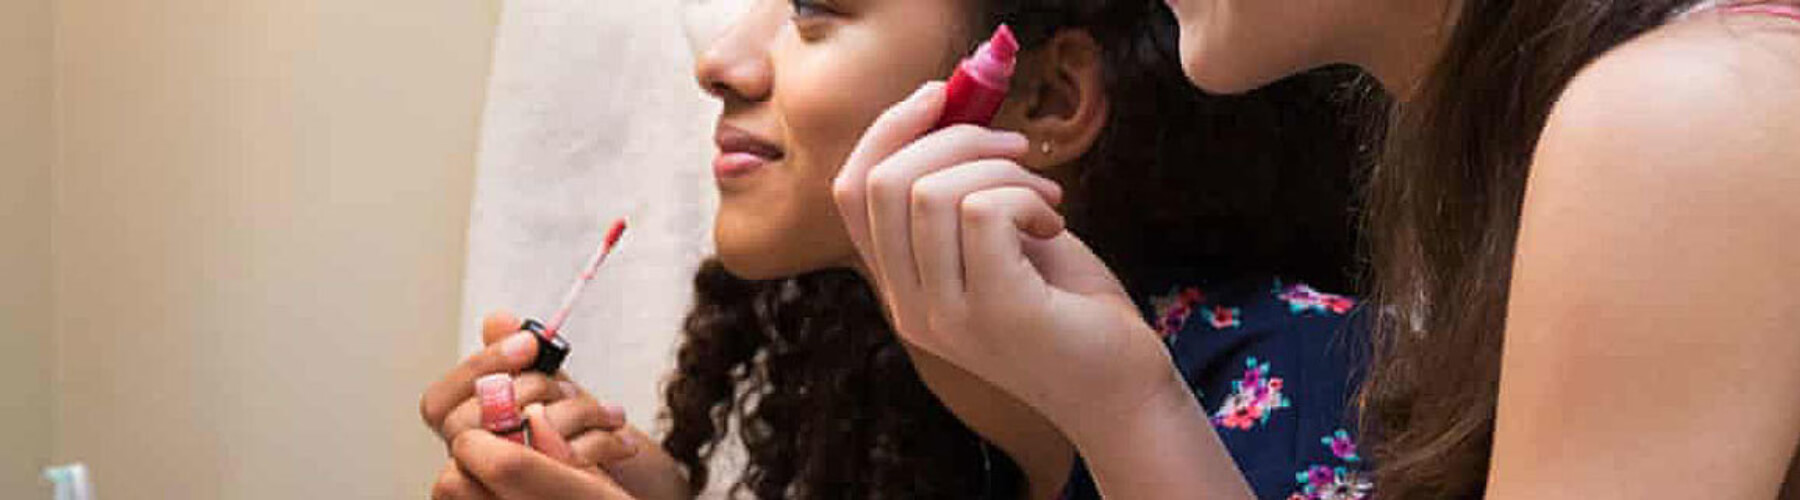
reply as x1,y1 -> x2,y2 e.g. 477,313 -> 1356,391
545,394 -> 629,438
421,331 -> 540,435
910,159 -> 1063,303
865,127 -> 1029,293
570,428 -> 644,469
833,82 -> 948,282
439,375 -> 577,446
440,397 -> 483,446
512,373 -> 567,409
525,404 -> 576,463
960,187 -> 1065,298
451,431 -> 634,499
480,310 -> 525,346
1023,231 -> 1129,298
432,461 -> 499,500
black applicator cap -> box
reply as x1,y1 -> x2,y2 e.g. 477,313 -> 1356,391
519,319 -> 570,374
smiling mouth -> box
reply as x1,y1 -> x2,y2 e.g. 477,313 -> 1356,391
713,124 -> 785,181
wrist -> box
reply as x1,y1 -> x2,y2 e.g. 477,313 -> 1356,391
1058,368 -> 1250,499
1056,357 -> 1194,445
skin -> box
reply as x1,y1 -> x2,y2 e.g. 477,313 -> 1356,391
424,0 -> 1124,497
843,0 -> 1800,497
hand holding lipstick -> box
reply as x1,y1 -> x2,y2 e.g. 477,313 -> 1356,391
420,311 -> 641,462
832,79 -> 1215,485
423,311 -> 690,499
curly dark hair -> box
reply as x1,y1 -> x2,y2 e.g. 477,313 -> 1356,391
660,1 -> 1371,498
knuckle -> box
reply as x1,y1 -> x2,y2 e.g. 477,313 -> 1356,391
431,469 -> 466,499
514,374 -> 554,402
866,169 -> 908,199
910,177 -> 951,213
604,436 -> 639,462
450,431 -> 479,458
925,312 -> 963,335
959,191 -> 1008,225
831,177 -> 857,205
419,394 -> 437,427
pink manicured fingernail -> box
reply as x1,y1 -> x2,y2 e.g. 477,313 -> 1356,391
500,332 -> 534,361
559,381 -> 579,398
600,401 -> 627,421
618,431 -> 640,455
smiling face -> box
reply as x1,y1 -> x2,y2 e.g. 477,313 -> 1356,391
695,0 -> 977,279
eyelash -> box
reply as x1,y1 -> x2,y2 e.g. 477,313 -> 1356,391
788,0 -> 835,20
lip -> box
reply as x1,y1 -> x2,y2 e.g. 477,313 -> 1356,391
713,124 -> 785,181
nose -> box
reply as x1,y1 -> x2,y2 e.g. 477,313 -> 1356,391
693,0 -> 780,104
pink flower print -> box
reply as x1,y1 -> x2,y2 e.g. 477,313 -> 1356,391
1278,283 -> 1357,316
1206,305 -> 1243,329
1150,287 -> 1205,339
1211,357 -> 1290,430
1323,429 -> 1360,463
1292,465 -> 1373,500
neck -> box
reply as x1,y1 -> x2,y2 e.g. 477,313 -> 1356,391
1346,0 -> 1462,100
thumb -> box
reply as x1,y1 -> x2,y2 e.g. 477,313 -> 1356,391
525,403 -> 576,464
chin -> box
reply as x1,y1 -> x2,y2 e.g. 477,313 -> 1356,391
714,248 -> 789,281
712,228 -> 825,281
1177,28 -> 1311,95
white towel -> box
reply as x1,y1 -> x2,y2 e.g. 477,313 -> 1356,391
459,0 -> 725,436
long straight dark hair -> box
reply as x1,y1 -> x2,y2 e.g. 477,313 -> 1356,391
1357,0 -> 1764,497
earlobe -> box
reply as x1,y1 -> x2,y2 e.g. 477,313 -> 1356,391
1009,30 -> 1109,169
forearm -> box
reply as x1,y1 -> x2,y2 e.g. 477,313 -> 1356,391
905,345 -> 1076,499
1061,367 -> 1252,499
604,426 -> 693,500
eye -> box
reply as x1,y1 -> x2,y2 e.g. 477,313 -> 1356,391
788,0 -> 837,20
787,0 -> 840,39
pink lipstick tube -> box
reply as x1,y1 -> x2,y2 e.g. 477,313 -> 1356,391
934,24 -> 1020,130
477,373 -> 530,445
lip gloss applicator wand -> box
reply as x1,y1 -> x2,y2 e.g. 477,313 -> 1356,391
519,217 -> 629,374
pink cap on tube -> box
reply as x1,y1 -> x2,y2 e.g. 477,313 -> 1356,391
476,373 -> 528,444
934,24 -> 1019,129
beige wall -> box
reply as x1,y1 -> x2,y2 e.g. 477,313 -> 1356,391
44,0 -> 496,497
1,0 -> 56,496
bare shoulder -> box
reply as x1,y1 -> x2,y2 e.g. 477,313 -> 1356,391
1488,13 -> 1800,498
1533,8 -> 1800,233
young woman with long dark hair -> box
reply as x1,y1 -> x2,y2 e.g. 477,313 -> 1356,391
416,0 -> 1372,498
839,0 -> 1800,498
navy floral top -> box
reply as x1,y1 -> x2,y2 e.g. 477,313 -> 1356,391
1062,272 -> 1373,500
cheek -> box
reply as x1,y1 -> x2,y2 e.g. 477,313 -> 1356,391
778,62 -> 920,178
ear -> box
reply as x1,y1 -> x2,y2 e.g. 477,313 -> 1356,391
991,29 -> 1110,172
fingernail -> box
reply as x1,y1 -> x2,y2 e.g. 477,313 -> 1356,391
558,381 -> 579,398
618,431 -> 641,455
911,82 -> 944,104
998,132 -> 1029,150
601,401 -> 627,422
525,403 -> 549,424
501,332 -> 534,361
